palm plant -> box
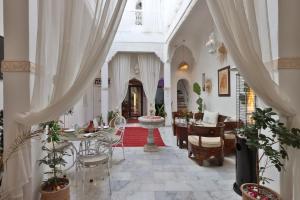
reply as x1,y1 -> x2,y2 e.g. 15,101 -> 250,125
39,121 -> 69,191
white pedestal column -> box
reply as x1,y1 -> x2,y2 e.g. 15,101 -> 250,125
101,62 -> 109,124
278,0 -> 300,199
163,61 -> 172,126
2,0 -> 39,199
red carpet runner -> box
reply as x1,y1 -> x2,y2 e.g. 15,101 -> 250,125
127,118 -> 139,123
120,127 -> 165,147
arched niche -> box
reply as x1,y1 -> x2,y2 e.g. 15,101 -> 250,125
176,79 -> 190,112
171,45 -> 195,71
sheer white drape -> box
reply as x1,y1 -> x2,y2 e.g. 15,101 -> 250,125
206,0 -> 299,199
109,54 -> 131,110
138,54 -> 161,111
1,0 -> 127,199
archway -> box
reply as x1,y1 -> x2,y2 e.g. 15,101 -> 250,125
122,79 -> 146,119
177,79 -> 189,112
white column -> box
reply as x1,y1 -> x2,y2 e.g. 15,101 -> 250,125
164,60 -> 172,126
278,1 -> 300,199
101,62 -> 109,124
2,0 -> 39,199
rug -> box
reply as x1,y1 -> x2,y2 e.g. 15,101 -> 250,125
118,127 -> 165,147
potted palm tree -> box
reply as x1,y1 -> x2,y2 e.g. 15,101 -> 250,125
39,121 -> 70,200
239,108 -> 300,200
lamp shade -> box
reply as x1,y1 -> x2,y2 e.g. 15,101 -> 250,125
178,62 -> 189,71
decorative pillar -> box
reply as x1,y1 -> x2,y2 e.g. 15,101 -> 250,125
2,0 -> 39,199
163,60 -> 172,126
101,62 -> 109,124
277,0 -> 300,199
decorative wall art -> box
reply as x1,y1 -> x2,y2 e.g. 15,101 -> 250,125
218,66 -> 230,96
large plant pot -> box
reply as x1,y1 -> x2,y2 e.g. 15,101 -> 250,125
240,183 -> 280,200
41,179 -> 70,200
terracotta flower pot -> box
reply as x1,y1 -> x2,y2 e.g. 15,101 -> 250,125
240,183 -> 281,200
41,179 -> 70,200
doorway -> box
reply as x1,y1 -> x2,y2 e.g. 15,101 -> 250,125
177,79 -> 189,112
122,79 -> 144,119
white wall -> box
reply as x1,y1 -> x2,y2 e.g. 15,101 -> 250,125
191,32 -> 237,118
169,8 -> 237,118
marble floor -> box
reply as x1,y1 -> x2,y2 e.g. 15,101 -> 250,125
67,124 -> 240,200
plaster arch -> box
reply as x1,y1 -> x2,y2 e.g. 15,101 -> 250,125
170,45 -> 195,112
176,78 -> 191,112
170,45 -> 195,69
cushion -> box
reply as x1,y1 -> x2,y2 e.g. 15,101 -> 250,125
195,121 -> 216,127
78,154 -> 109,166
201,137 -> 222,148
203,111 -> 218,125
224,116 -> 238,122
175,117 -> 186,125
188,136 -> 222,148
188,135 -> 199,146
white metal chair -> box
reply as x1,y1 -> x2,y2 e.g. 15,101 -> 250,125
76,139 -> 111,199
110,114 -> 126,160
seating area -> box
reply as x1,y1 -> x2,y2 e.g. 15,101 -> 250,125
172,111 -> 239,166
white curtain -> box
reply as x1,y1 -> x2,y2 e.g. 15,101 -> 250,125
1,0 -> 127,199
138,54 -> 161,111
206,0 -> 299,199
109,54 -> 131,111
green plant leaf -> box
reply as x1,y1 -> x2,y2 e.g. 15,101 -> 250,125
193,82 -> 201,95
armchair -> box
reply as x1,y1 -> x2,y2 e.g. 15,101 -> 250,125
187,123 -> 225,166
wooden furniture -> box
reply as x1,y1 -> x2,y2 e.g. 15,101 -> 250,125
187,123 -> 225,166
172,111 -> 192,135
223,121 -> 241,155
175,123 -> 188,149
172,111 -> 183,136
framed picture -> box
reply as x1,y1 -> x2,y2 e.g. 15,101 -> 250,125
218,66 -> 230,96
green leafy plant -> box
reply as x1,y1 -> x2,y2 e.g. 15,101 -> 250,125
39,121 -> 69,191
155,104 -> 167,118
240,108 -> 300,188
193,82 -> 203,112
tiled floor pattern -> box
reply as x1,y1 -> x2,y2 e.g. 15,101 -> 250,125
68,125 -> 240,200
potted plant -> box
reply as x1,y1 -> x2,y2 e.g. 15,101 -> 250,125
193,82 -> 203,112
239,108 -> 300,200
155,104 -> 167,118
39,121 -> 70,200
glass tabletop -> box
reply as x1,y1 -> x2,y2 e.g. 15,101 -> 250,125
60,127 -> 116,142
